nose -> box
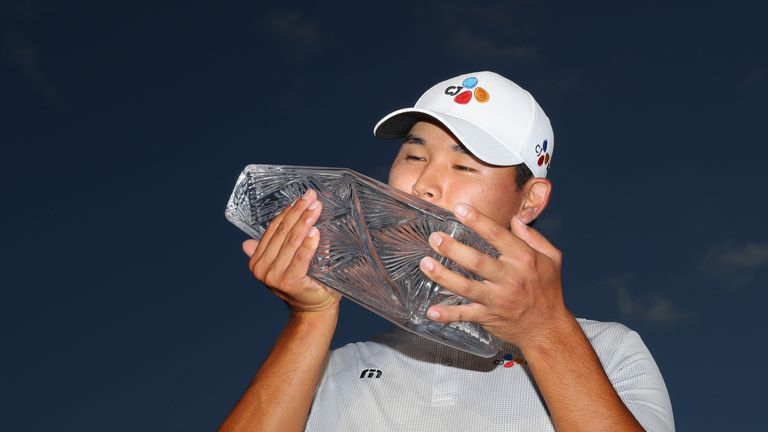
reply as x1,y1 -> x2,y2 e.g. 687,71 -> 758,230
411,168 -> 442,202
412,183 -> 434,199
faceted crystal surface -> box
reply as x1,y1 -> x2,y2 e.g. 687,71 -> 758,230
225,164 -> 501,357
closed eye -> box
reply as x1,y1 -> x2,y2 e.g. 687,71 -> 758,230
406,155 -> 426,161
453,164 -> 476,172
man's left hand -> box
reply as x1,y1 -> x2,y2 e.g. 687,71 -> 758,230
420,203 -> 572,350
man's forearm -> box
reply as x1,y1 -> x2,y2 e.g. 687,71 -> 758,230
522,312 -> 644,432
219,306 -> 338,432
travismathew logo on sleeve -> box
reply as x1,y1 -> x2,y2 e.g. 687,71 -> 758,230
359,368 -> 383,379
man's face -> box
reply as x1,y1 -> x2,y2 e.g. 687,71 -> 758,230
388,121 -> 524,227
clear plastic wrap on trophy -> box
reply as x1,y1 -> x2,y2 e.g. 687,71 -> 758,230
225,164 -> 501,357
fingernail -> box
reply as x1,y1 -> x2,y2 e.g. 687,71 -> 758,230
429,232 -> 443,246
420,256 -> 434,272
427,309 -> 439,319
308,227 -> 318,238
308,200 -> 319,210
454,203 -> 469,217
302,189 -> 313,200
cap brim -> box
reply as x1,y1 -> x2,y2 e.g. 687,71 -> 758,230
373,108 -> 525,166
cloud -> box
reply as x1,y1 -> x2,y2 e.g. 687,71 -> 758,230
2,1 -> 64,107
713,243 -> 768,268
598,274 -> 687,326
3,29 -> 37,76
433,0 -> 585,101
263,10 -> 320,50
700,241 -> 768,287
744,69 -> 765,88
2,0 -> 49,24
449,26 -> 538,64
2,29 -> 62,106
435,0 -> 538,65
257,10 -> 322,109
436,0 -> 528,27
642,296 -> 685,325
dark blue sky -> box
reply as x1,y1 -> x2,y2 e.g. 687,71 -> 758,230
2,0 -> 766,430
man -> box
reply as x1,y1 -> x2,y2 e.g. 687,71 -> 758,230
220,72 -> 674,431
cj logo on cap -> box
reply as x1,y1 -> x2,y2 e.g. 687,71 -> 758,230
536,139 -> 551,168
444,76 -> 490,105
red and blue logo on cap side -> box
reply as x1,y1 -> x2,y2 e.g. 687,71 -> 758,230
536,139 -> 551,168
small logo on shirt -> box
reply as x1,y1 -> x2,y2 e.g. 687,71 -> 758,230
493,353 -> 526,368
360,368 -> 383,379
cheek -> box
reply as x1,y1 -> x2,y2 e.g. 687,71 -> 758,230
448,184 -> 492,208
387,162 -> 416,194
448,181 -> 519,224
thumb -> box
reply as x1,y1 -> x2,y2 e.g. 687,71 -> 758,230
242,239 -> 259,257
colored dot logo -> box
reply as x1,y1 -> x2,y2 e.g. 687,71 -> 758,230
443,76 -> 490,105
535,139 -> 551,168
494,353 -> 526,368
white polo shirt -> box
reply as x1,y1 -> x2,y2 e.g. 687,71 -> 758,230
305,319 -> 674,431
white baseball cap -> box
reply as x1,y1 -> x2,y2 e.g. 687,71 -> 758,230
373,71 -> 554,178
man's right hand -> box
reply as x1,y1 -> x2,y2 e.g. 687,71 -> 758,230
222,189 -> 339,431
242,188 -> 340,313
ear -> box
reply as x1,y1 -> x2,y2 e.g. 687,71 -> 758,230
515,178 -> 552,224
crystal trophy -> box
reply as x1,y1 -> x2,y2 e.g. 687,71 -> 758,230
225,164 -> 501,357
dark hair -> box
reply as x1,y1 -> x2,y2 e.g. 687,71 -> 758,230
513,163 -> 534,190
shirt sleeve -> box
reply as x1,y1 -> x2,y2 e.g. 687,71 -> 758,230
602,328 -> 675,432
